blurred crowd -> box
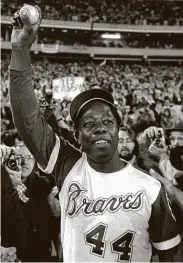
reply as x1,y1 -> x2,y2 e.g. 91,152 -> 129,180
1,0 -> 183,25
3,25 -> 183,50
92,33 -> 183,49
1,53 -> 183,143
36,29 -> 183,49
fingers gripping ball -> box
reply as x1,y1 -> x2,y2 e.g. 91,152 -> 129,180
19,5 -> 39,25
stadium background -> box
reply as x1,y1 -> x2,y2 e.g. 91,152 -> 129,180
1,0 -> 183,144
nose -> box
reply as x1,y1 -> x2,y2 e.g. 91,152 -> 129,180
122,141 -> 127,147
93,121 -> 107,135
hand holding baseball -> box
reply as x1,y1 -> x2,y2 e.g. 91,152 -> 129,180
19,5 -> 40,25
11,4 -> 42,49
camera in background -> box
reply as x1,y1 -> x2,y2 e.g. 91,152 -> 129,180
3,150 -> 24,171
170,146 -> 183,172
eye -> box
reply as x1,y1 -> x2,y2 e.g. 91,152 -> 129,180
126,138 -> 133,143
82,121 -> 94,128
103,119 -> 114,125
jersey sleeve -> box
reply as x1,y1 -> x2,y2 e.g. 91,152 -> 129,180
37,136 -> 82,190
10,67 -> 56,169
149,186 -> 181,251
51,137 -> 82,191
9,67 -> 81,184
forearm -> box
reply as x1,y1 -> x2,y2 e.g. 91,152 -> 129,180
10,46 -> 31,71
158,154 -> 170,178
9,51 -> 56,169
167,185 -> 183,212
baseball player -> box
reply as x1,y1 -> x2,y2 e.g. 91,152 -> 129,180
9,5 -> 181,262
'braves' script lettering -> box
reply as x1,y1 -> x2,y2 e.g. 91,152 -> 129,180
67,182 -> 146,217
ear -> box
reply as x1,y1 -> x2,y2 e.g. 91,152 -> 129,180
78,134 -> 81,145
74,129 -> 81,144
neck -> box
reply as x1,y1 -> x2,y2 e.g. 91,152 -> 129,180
87,151 -> 125,173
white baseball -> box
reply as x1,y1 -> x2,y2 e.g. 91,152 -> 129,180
19,5 -> 39,25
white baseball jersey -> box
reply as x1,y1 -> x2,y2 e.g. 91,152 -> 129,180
39,137 -> 180,262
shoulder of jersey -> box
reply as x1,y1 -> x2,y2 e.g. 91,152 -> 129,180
130,164 -> 159,182
129,164 -> 162,203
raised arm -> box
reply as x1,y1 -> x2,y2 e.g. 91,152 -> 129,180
9,5 -> 57,170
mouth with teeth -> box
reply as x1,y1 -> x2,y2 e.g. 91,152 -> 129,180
94,140 -> 110,148
121,148 -> 130,152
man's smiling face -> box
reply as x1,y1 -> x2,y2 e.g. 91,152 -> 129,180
77,101 -> 119,163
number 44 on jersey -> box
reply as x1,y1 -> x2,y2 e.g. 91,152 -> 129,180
85,223 -> 136,261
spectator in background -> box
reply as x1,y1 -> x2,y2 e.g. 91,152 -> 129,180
146,123 -> 183,256
2,0 -> 183,25
15,143 -> 57,262
1,157 -> 27,261
1,143 -> 58,262
163,96 -> 172,108
160,106 -> 173,129
132,88 -> 144,106
161,106 -> 182,129
118,127 -> 138,165
136,106 -> 155,127
146,123 -> 183,185
132,122 -> 162,173
1,100 -> 15,131
153,99 -> 164,127
153,88 -> 162,102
